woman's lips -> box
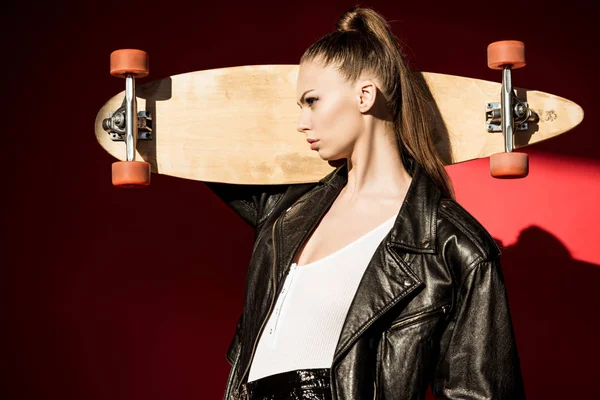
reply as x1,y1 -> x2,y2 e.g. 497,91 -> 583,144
307,138 -> 319,149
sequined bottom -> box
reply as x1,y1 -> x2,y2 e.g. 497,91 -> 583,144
239,368 -> 331,400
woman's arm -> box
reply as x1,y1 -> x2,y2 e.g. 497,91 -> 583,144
431,256 -> 526,399
203,182 -> 290,229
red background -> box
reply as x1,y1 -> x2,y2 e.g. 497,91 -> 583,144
5,0 -> 599,399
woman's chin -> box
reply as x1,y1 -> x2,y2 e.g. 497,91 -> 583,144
318,152 -> 333,161
316,148 -> 344,165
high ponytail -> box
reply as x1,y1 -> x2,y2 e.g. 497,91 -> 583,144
301,6 -> 455,200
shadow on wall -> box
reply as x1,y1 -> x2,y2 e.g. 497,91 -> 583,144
424,224 -> 600,399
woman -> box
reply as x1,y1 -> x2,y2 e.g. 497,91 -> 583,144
206,6 -> 525,400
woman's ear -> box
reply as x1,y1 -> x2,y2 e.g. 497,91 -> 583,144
357,80 -> 377,113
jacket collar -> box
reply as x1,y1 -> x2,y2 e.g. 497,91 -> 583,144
318,157 -> 441,254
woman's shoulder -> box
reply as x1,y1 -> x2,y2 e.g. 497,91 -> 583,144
436,197 -> 502,266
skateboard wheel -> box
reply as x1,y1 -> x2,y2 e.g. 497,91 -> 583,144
487,40 -> 526,70
110,49 -> 149,78
490,152 -> 529,179
112,161 -> 151,188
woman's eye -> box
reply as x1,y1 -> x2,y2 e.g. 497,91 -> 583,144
306,97 -> 318,107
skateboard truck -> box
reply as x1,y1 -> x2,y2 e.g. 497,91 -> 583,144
486,40 -> 537,179
103,107 -> 153,141
485,100 -> 536,133
106,49 -> 152,188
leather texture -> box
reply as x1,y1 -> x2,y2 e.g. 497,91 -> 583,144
205,156 -> 526,400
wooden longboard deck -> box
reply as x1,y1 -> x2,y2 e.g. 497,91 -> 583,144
94,65 -> 583,184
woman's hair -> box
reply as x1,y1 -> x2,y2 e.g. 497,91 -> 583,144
300,6 -> 455,199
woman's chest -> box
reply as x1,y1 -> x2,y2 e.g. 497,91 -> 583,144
292,208 -> 399,267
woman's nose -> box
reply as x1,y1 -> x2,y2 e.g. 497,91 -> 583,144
297,114 -> 310,133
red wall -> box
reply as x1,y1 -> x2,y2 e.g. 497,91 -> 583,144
6,1 -> 599,399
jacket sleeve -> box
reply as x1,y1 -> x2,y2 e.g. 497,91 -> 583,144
431,256 -> 526,399
203,182 -> 289,229
226,313 -> 243,366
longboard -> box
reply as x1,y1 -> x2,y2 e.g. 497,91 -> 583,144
94,64 -> 583,185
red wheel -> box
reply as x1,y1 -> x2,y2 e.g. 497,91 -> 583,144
490,152 -> 529,179
110,49 -> 149,78
487,40 -> 526,70
112,161 -> 151,188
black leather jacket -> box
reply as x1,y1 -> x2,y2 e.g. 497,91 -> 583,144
206,157 -> 525,400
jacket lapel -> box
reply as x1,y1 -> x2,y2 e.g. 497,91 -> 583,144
275,157 -> 442,364
276,182 -> 339,283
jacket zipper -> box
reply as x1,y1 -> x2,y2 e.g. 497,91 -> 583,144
236,182 -> 338,397
388,304 -> 450,331
235,216 -> 281,395
224,345 -> 241,400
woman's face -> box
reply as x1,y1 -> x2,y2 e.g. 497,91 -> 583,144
296,61 -> 364,161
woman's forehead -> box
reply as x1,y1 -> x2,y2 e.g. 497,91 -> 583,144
297,62 -> 345,92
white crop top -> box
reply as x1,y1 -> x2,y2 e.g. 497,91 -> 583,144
247,214 -> 397,382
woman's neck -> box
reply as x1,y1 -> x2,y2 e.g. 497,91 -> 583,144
342,126 -> 411,201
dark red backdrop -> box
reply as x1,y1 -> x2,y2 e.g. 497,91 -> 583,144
5,0 -> 599,399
